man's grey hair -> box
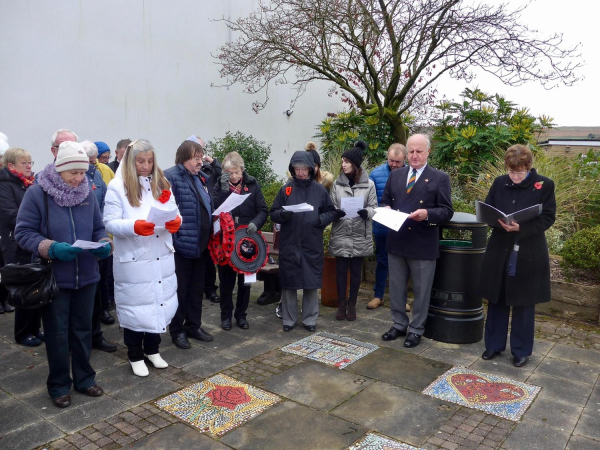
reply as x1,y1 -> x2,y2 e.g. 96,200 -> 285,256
407,133 -> 431,150
51,129 -> 79,146
81,140 -> 98,158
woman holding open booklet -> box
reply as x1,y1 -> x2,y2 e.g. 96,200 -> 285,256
479,144 -> 556,367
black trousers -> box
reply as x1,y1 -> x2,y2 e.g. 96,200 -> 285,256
41,283 -> 97,399
204,250 -> 218,296
91,282 -> 105,344
485,302 -> 535,358
218,265 -> 251,321
98,257 -> 113,310
335,257 -> 364,304
170,251 -> 206,336
14,308 -> 42,343
123,328 -> 161,362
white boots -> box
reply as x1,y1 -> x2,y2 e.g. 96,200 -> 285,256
130,353 -> 168,377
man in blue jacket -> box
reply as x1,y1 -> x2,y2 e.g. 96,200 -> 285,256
367,143 -> 407,310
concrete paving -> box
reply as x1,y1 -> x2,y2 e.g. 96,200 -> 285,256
0,284 -> 597,450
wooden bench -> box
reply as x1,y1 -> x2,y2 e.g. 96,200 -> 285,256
256,230 -> 281,305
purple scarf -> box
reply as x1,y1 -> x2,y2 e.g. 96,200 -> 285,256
37,163 -> 90,207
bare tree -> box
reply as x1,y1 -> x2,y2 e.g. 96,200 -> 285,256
213,0 -> 581,144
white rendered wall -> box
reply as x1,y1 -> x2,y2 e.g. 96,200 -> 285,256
0,0 -> 343,177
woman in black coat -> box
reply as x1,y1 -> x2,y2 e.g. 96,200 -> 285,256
270,151 -> 337,332
0,147 -> 43,346
479,144 -> 556,367
212,152 -> 268,330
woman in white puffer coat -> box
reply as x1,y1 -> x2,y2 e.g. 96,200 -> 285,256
103,139 -> 181,377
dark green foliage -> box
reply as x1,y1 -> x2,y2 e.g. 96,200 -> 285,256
573,150 -> 600,228
260,180 -> 285,232
560,226 -> 600,280
207,131 -> 278,187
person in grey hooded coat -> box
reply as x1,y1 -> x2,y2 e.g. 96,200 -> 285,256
270,151 -> 336,332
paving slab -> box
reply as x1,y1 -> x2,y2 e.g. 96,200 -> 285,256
345,346 -> 451,391
0,364 -> 48,396
216,338 -> 281,360
181,351 -> 242,379
21,386 -> 100,418
261,360 -> 374,411
0,397 -> 43,434
331,381 -> 458,447
221,401 -> 367,450
0,420 -> 64,450
94,363 -> 159,394
89,348 -> 125,372
533,357 -> 600,385
526,373 -> 594,407
420,344 -> 482,367
128,422 -> 229,449
547,344 -> 600,367
586,384 -> 600,407
523,396 -> 583,431
156,343 -> 207,369
0,349 -> 46,380
48,395 -> 128,433
112,376 -> 181,407
573,410 -> 600,441
469,358 -> 535,381
566,435 -> 600,450
502,420 -> 571,450
0,388 -> 9,403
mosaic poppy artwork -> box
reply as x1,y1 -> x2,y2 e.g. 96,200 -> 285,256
281,332 -> 378,369
348,432 -> 423,450
155,374 -> 281,436
422,367 -> 540,421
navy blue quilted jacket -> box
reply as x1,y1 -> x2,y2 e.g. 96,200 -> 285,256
164,164 -> 212,258
369,163 -> 393,236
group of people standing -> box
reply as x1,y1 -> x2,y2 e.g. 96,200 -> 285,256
0,129 -> 556,410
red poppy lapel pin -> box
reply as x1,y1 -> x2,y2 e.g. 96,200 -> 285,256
285,186 -> 292,196
534,181 -> 544,191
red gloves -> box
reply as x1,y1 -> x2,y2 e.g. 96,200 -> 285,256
165,216 -> 182,234
134,220 -> 156,236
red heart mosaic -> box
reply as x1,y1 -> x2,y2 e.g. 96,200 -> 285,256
449,373 -> 527,404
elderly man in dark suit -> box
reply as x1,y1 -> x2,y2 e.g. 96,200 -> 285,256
380,134 -> 453,348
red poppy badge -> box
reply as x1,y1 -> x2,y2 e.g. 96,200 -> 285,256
285,186 -> 292,196
534,181 -> 544,190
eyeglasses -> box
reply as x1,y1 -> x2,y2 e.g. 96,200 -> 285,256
508,170 -> 528,175
20,161 -> 34,167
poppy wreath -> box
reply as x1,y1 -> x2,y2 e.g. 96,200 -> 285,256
209,212 -> 236,266
228,225 -> 269,276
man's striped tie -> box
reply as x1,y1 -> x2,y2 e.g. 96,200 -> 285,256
407,168 -> 417,193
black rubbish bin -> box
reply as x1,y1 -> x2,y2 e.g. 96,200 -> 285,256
423,212 -> 486,344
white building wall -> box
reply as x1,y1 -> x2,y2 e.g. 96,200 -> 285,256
0,0 -> 343,177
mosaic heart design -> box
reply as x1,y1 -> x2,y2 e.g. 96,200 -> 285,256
449,373 -> 527,404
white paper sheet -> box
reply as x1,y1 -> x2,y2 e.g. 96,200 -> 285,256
147,207 -> 178,226
340,195 -> 364,219
72,240 -> 107,250
213,220 -> 221,235
244,273 -> 257,284
213,193 -> 251,216
282,203 -> 314,213
372,207 -> 409,232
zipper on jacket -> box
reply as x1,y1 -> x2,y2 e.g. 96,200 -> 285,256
69,206 -> 79,289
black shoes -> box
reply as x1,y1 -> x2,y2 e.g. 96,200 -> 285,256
172,333 -> 191,349
404,332 -> 422,348
381,327 -> 407,341
207,292 -> 220,304
283,325 -> 295,332
53,394 -> 71,408
303,324 -> 316,332
187,328 -> 214,342
513,356 -> 528,367
100,310 -> 115,325
92,338 -> 117,352
237,318 -> 249,329
0,300 -> 15,313
221,318 -> 232,330
481,350 -> 501,360
19,335 -> 42,347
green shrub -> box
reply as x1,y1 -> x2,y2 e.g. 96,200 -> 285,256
560,226 -> 600,279
260,179 -> 285,232
207,131 -> 278,187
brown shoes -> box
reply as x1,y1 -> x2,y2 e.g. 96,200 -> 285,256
83,385 -> 104,397
366,298 -> 382,309
53,394 -> 71,408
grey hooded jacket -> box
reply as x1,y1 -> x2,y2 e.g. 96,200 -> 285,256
328,169 -> 377,258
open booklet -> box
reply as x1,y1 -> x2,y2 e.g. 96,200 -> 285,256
475,201 -> 542,227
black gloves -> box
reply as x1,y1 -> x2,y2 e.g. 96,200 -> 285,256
357,209 -> 368,220
334,209 -> 346,220
280,210 -> 294,222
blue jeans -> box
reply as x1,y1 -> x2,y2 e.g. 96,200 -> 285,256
41,282 -> 97,399
373,234 -> 388,299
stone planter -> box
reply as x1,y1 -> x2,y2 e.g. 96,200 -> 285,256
537,280 -> 600,323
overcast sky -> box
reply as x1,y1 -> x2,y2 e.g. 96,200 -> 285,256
438,0 -> 599,127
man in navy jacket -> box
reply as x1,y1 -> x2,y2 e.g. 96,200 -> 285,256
380,134 -> 453,348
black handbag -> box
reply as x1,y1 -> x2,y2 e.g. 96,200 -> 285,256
0,192 -> 59,309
